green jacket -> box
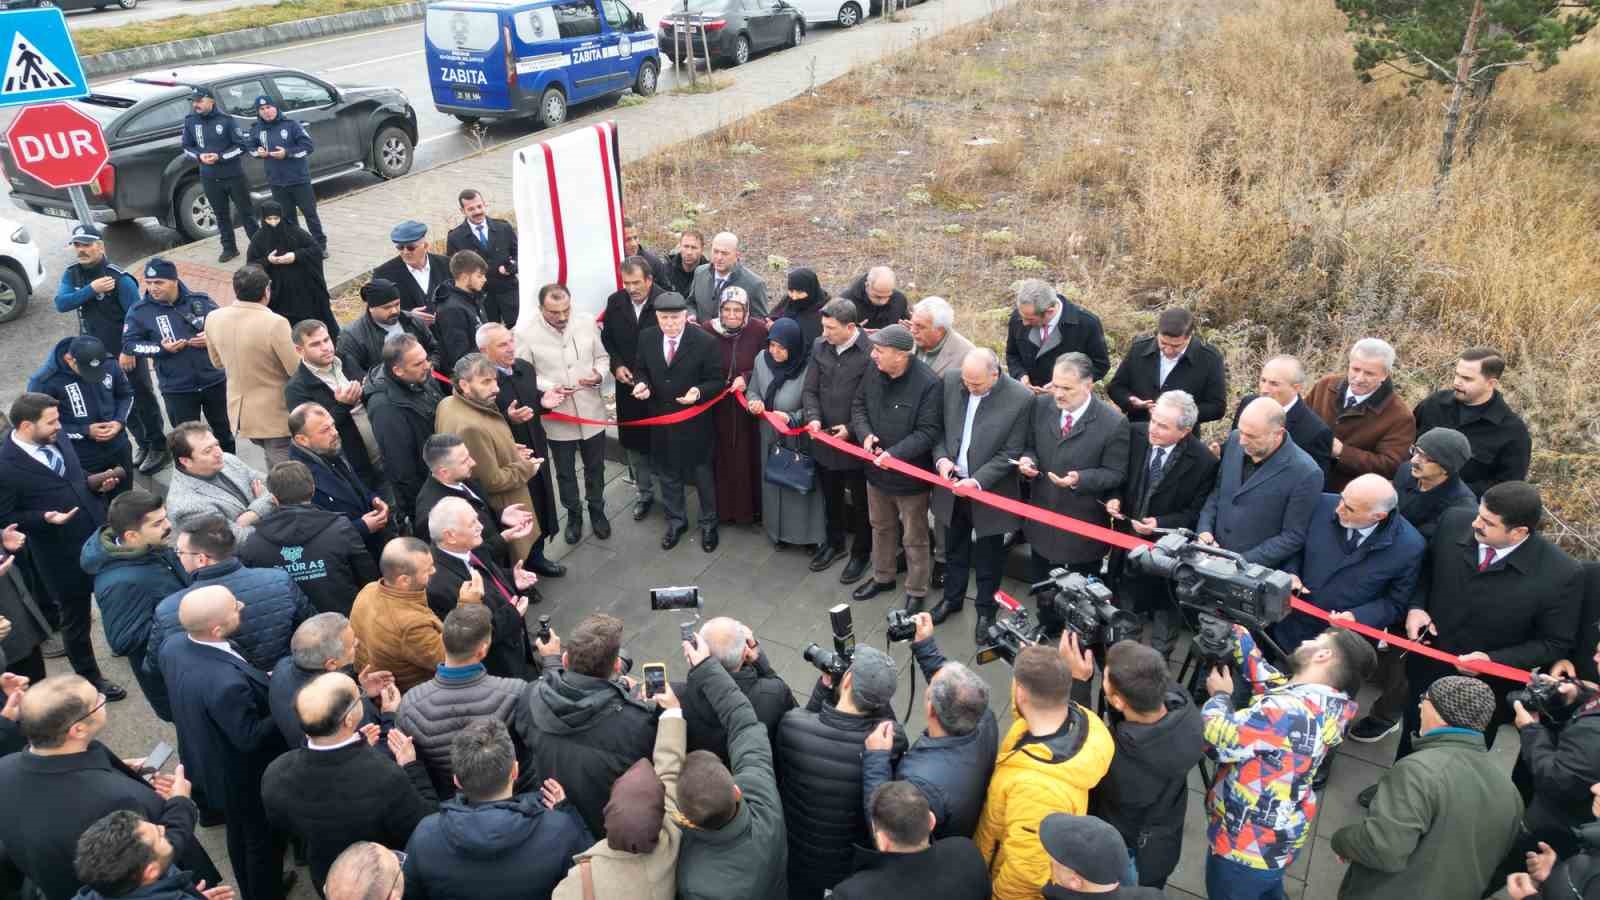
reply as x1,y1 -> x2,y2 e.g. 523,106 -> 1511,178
675,660 -> 788,900
1330,728 -> 1522,900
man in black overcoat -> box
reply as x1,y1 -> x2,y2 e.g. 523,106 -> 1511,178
600,257 -> 664,520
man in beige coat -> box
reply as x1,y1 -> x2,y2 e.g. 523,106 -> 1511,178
516,283 -> 610,544
435,353 -> 542,562
205,265 -> 300,466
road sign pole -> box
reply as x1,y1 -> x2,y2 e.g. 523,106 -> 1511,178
67,184 -> 92,226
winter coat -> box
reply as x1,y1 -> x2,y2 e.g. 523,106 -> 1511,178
70,868 -> 213,900
1232,393 -> 1336,476
364,368 -> 444,522
0,433 -> 104,606
975,701 -> 1114,900
599,283 -> 663,452
121,285 -> 226,394
848,356 -> 943,495
247,113 -> 313,185
800,331 -> 871,471
1392,465 -> 1476,539
1198,430 -> 1323,569
203,300 -> 299,439
0,565 -> 49,683
1413,388 -> 1532,498
403,794 -> 593,900
289,443 -> 380,534
349,580 -> 445,693
164,451 -> 276,542
675,655 -> 796,767
1332,728 -> 1522,900
373,252 -> 451,314
433,390 -> 539,560
28,336 -> 132,470
928,371 -> 1031,538
284,361 -> 379,486
446,217 -> 519,321
1021,393 -> 1130,564
687,262 -> 769,320
147,558 -> 314,675
515,310 -> 610,442
1107,333 -> 1228,425
432,284 -> 486,373
336,310 -> 436,380
837,273 -> 907,332
395,662 -> 532,799
1520,701 -> 1600,856
1002,296 -> 1110,387
634,325 -> 724,477
81,528 -> 188,719
266,660 -> 387,750
1305,375 -> 1417,491
238,503 -> 378,616
414,476 -> 510,566
182,106 -> 249,178
424,548 -> 531,682
828,838 -> 991,900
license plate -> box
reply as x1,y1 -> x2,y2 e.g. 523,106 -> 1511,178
38,206 -> 74,219
455,90 -> 482,102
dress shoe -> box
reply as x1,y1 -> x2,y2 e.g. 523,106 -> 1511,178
902,594 -> 926,614
525,587 -> 545,606
973,614 -> 995,645
662,524 -> 686,549
132,444 -> 150,468
218,248 -> 239,263
591,513 -> 612,540
528,557 -> 566,578
701,527 -> 720,553
97,680 -> 128,702
929,598 -> 963,625
931,561 -> 946,589
852,579 -> 895,602
839,555 -> 870,585
809,543 -> 844,572
40,635 -> 65,659
564,518 -> 582,545
137,449 -> 171,476
633,496 -> 654,521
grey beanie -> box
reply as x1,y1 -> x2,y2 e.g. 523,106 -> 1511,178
1416,427 -> 1472,477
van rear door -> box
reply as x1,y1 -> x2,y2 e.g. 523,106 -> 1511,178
426,6 -> 511,112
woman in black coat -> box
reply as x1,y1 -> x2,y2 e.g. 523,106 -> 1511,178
770,267 -> 829,347
249,200 -> 338,337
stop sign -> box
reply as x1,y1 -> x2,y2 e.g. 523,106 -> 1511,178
5,102 -> 108,189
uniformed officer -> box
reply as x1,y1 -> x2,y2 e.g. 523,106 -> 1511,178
248,95 -> 325,249
26,335 -> 135,497
181,86 -> 257,263
53,224 -> 170,474
121,257 -> 235,452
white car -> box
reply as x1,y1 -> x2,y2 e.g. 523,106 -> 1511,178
785,0 -> 868,28
0,216 -> 44,323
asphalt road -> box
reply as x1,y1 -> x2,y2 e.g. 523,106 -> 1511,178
61,0 -> 286,31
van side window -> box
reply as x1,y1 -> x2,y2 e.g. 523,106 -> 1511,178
600,0 -> 627,28
553,0 -> 602,38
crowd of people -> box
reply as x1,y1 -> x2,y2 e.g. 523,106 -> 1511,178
0,188 -> 1595,900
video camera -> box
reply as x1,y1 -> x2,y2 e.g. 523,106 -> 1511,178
1508,670 -> 1592,722
975,593 -> 1040,666
650,585 -> 704,647
803,603 -> 856,678
1126,532 -> 1294,630
1029,568 -> 1139,647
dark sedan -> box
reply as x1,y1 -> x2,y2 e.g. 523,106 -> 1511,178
659,0 -> 805,67
0,62 -> 417,241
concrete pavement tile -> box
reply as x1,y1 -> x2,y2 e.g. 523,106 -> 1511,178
1310,752 -> 1388,841
1300,838 -> 1348,900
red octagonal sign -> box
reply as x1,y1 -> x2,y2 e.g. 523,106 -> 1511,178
5,102 -> 109,190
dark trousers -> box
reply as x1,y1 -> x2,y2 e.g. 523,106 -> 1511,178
1397,653 -> 1515,757
125,358 -> 166,450
224,782 -> 286,900
163,383 -> 234,453
1366,638 -> 1410,724
3,645 -> 45,682
819,465 -> 871,558
268,182 -> 323,244
484,288 -> 518,328
203,176 -> 258,252
34,553 -> 102,683
660,461 -> 718,530
944,498 -> 1006,614
551,434 -> 607,518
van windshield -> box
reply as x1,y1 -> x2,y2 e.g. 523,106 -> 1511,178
426,8 -> 502,53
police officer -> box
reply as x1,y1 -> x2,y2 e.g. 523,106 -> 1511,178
26,335 -> 135,498
181,86 -> 257,263
248,95 -> 324,249
121,257 -> 235,452
53,224 -> 170,475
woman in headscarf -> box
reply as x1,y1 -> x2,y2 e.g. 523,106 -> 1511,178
702,286 -> 769,525
769,266 -> 829,347
746,317 -> 825,549
247,199 -> 337,337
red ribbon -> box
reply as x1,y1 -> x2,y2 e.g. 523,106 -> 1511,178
542,385 -> 733,427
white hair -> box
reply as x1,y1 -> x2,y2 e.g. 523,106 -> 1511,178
1350,337 -> 1397,373
699,617 -> 751,672
712,231 -> 739,250
1155,390 -> 1199,431
1264,354 -> 1307,387
1013,278 -> 1058,313
427,496 -> 475,545
475,322 -> 509,350
912,296 -> 954,330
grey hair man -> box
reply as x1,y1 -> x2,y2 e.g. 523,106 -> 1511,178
1305,337 -> 1416,492
675,616 -> 797,765
267,612 -> 399,749
1003,278 -> 1109,392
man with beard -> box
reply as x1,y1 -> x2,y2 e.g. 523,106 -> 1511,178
600,257 -> 665,521
365,335 -> 445,528
267,612 -> 397,750
433,251 -> 488,374
659,229 -> 705,297
70,809 -> 227,900
1412,346 -> 1532,497
447,190 -> 518,326
204,265 -> 299,468
286,320 -> 381,493
286,403 -> 391,562
413,434 -> 533,571
434,354 -> 542,564
122,258 -> 233,453
336,279 -> 437,379
477,323 -> 564,573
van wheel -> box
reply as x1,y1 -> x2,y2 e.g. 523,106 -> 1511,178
634,59 -> 659,96
372,125 -> 413,179
118,0 -> 138,8
538,87 -> 567,127
0,266 -> 32,324
454,114 -> 481,126
175,180 -> 218,242
838,2 -> 861,26
730,34 -> 751,66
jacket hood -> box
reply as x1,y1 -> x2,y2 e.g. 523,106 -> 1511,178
28,337 -> 76,389
527,672 -> 643,735
254,504 -> 345,546
1003,705 -> 1115,790
80,526 -> 164,575
437,795 -> 549,858
1112,688 -> 1205,777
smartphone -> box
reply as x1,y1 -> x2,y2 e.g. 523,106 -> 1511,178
143,740 -> 174,775
650,586 -> 701,611
642,663 -> 667,698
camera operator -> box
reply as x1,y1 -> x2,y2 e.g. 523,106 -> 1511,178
861,612 -> 998,840
1200,622 -> 1375,899
1508,644 -> 1600,867
674,616 -> 796,765
1501,783 -> 1600,900
776,645 -> 907,900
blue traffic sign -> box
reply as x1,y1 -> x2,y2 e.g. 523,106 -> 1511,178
0,9 -> 88,109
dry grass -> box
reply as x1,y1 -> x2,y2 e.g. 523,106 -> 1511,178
73,0 -> 410,56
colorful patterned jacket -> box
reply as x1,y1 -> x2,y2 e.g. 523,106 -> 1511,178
1202,624 -> 1357,870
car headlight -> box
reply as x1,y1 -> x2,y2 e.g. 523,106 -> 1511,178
10,226 -> 28,244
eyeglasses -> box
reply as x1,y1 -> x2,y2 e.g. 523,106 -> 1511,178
395,242 -> 422,252
385,851 -> 406,899
70,693 -> 107,728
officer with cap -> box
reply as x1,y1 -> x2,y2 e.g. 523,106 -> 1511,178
181,86 -> 257,262
335,278 -> 438,378
248,94 -> 324,248
371,220 -> 448,323
53,223 -> 170,475
121,257 -> 234,452
1038,813 -> 1164,898
27,334 -> 135,497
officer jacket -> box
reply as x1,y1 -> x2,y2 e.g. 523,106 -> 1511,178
28,336 -> 132,470
122,285 -> 226,394
181,106 -> 249,179
247,114 -> 313,185
54,263 -> 141,350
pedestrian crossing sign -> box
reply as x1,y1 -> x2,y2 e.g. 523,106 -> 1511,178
0,9 -> 88,108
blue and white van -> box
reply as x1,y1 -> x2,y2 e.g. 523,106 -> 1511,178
425,0 -> 660,125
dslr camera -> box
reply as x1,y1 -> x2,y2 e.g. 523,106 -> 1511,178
803,603 -> 856,678
1127,532 -> 1294,629
975,606 -> 1041,666
1030,568 -> 1140,647
1508,670 -> 1589,721
885,609 -> 917,643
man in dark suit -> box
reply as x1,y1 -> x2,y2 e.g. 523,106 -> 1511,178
1003,279 -> 1109,393
287,403 -> 391,562
928,349 -> 1031,640
1017,353 -> 1128,632
370,221 -> 449,320
804,298 -> 876,582
1106,307 -> 1226,426
334,279 -> 438,380
686,231 -> 768,320
160,586 -> 290,900
1199,396 -> 1324,569
423,496 -> 536,680
1106,390 -> 1219,656
1412,346 -> 1532,497
600,257 -> 665,520
1229,355 -> 1333,476
477,322 -> 563,573
631,291 -> 725,551
0,392 -> 123,699
268,612 -> 395,750
286,319 -> 380,492
414,433 -> 532,571
447,190 -> 519,326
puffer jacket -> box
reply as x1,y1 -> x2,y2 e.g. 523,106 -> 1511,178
975,700 -> 1115,900
776,689 -> 909,898
395,663 -> 531,799
147,558 -> 314,675
29,336 -> 133,470
81,528 -> 188,720
403,794 -> 592,900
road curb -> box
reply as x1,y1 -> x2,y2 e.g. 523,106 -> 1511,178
81,1 -> 425,79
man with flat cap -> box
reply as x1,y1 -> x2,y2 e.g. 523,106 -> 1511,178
181,86 -> 256,263
1039,813 -> 1164,899
632,291 -> 725,551
372,221 -> 449,324
337,278 -> 438,379
28,334 -> 134,498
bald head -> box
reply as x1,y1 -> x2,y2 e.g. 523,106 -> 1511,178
325,842 -> 402,900
710,232 -> 739,274
19,674 -> 100,749
959,348 -> 1001,397
296,672 -> 361,740
699,617 -> 751,672
1237,397 -> 1287,463
1338,473 -> 1399,530
177,586 -> 240,639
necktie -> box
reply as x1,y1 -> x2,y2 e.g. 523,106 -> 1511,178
1478,547 -> 1497,572
475,223 -> 488,247
667,337 -> 678,364
1148,447 -> 1166,485
714,277 -> 727,300
1060,413 -> 1074,438
469,552 -> 515,603
42,446 -> 63,476
1039,322 -> 1051,346
1344,529 -> 1361,555
1345,395 -> 1359,409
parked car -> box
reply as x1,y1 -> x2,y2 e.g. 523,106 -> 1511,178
0,217 -> 45,323
786,0 -> 866,28
0,0 -> 137,12
0,62 -> 418,242
658,0 -> 804,67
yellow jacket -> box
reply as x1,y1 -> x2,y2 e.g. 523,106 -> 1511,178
975,701 -> 1115,900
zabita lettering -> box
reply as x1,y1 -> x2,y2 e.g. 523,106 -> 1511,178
439,66 -> 489,86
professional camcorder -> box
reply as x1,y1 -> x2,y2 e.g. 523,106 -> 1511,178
803,603 -> 856,678
975,607 -> 1040,666
1126,532 -> 1294,629
1029,568 -> 1139,647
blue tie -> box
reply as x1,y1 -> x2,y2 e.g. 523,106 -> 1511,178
42,446 -> 63,476
476,223 -> 488,247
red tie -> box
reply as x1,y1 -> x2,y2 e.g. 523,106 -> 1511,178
667,337 -> 678,364
1478,547 -> 1497,572
468,552 -> 515,603
1060,413 -> 1074,438
1040,323 -> 1051,345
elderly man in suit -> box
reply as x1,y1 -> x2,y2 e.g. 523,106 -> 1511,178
161,586 -> 290,900
1017,352 -> 1128,632
601,257 -> 666,519
929,349 -> 1030,640
910,296 -> 978,587
1003,279 -> 1109,393
1229,355 -> 1333,476
424,496 -> 537,680
1106,389 -> 1220,655
164,421 -> 277,542
1107,307 -> 1227,426
370,221 -> 447,324
688,231 -> 768,321
287,403 -> 392,560
632,291 -> 725,552
0,392 -> 123,698
205,265 -> 300,467
1199,396 -> 1324,568
1305,338 -> 1417,492
447,190 -> 518,326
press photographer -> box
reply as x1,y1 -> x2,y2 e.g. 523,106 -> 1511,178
1502,783 -> 1600,900
1508,655 -> 1600,868
675,616 -> 797,764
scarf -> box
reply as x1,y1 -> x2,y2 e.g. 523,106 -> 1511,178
709,293 -> 751,337
762,317 -> 810,408
782,267 -> 828,314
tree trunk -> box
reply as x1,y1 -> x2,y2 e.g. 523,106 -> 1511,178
1461,26 -> 1504,161
1436,0 -> 1486,183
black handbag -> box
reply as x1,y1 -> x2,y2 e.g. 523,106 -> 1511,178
764,440 -> 816,494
